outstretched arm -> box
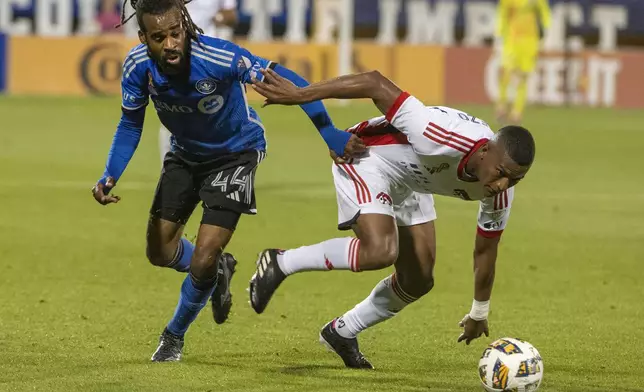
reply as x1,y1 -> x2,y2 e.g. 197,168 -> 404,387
472,234 -> 500,303
458,190 -> 513,345
267,64 -> 365,158
253,68 -> 402,116
457,233 -> 500,345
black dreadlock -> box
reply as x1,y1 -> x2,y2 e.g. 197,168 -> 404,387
118,0 -> 203,40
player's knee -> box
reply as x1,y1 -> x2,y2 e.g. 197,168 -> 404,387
146,244 -> 176,267
396,266 -> 435,298
402,274 -> 434,299
189,246 -> 221,280
417,275 -> 435,296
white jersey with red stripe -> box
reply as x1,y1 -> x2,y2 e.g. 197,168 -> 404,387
337,92 -> 513,237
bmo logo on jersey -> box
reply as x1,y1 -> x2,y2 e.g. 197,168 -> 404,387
198,95 -> 225,114
153,100 -> 194,114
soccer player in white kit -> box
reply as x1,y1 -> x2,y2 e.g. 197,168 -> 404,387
158,0 -> 238,162
249,68 -> 536,369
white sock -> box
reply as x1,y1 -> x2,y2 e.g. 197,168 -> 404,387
334,273 -> 418,339
277,237 -> 360,275
159,125 -> 172,164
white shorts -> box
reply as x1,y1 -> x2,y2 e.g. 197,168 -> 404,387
332,153 -> 437,230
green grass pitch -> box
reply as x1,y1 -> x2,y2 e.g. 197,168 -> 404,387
0,96 -> 642,392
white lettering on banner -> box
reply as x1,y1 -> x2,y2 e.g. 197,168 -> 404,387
0,0 -> 631,50
243,0 -> 281,42
527,68 -> 539,103
485,55 -> 622,107
406,0 -> 458,45
541,58 -> 565,105
463,2 -> 496,47
586,56 -> 621,107
284,0 -> 307,43
592,6 -> 627,52
484,55 -> 500,100
376,0 -> 401,45
565,58 -> 585,105
36,0 -> 72,36
0,0 -> 31,35
542,3 -> 584,52
314,0 -> 343,44
77,0 -> 99,35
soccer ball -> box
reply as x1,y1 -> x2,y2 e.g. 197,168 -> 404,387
478,338 -> 544,392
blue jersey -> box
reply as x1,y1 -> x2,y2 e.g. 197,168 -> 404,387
121,35 -> 271,156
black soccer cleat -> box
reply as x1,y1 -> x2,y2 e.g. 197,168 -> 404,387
319,320 -> 374,369
211,252 -> 238,324
249,249 -> 287,314
151,328 -> 184,362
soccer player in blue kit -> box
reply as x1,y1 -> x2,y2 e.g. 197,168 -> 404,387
91,0 -> 365,362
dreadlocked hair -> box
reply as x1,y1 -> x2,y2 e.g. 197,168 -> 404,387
117,0 -> 203,40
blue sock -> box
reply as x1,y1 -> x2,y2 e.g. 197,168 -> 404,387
168,238 -> 194,273
166,275 -> 216,337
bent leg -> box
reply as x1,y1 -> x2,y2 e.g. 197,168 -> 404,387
277,212 -> 399,275
166,220 -> 236,337
333,221 -> 436,339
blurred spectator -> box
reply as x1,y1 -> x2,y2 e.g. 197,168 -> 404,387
98,0 -> 122,34
187,0 -> 238,40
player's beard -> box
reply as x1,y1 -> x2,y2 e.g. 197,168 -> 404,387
158,40 -> 188,75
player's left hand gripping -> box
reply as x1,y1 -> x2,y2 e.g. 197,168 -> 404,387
344,134 -> 367,158
329,134 -> 367,164
92,177 -> 121,206
457,314 -> 489,345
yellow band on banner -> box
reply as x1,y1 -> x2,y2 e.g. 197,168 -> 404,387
9,36 -> 138,95
8,36 -> 445,105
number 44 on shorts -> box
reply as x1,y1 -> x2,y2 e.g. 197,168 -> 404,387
210,166 -> 251,204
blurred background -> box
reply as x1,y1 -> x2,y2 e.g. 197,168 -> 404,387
1,0 -> 643,107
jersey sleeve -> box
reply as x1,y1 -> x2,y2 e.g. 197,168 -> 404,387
229,44 -> 273,84
477,187 -> 514,238
120,48 -> 149,111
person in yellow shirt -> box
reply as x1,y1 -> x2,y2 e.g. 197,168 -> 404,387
495,0 -> 551,124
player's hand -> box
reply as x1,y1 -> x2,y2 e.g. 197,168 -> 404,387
344,134 -> 367,158
329,149 -> 348,164
251,68 -> 303,106
457,314 -> 489,345
329,134 -> 367,163
92,177 -> 121,206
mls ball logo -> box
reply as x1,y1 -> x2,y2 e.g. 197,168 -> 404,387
237,56 -> 252,72
198,95 -> 225,114
195,78 -> 217,95
483,220 -> 502,230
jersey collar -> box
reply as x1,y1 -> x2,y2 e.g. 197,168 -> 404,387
457,138 -> 489,182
